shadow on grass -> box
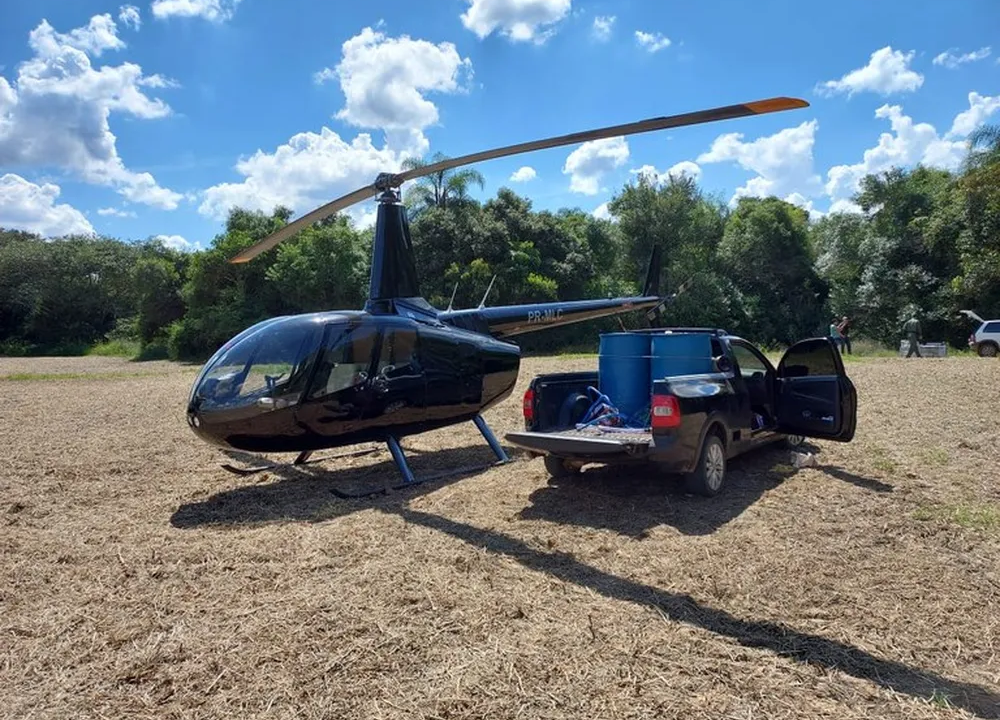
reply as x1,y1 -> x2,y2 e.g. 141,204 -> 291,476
396,507 -> 1000,719
170,441 -> 999,719
170,443 -> 506,529
518,441 -> 816,537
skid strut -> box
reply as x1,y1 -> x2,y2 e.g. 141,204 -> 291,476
329,414 -> 513,499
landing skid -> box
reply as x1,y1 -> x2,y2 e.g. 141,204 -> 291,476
220,447 -> 381,476
219,414 -> 513,498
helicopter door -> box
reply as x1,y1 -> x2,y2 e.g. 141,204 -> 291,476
419,326 -> 484,420
371,323 -> 427,426
296,323 -> 380,436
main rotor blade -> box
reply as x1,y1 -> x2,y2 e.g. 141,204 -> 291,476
393,97 -> 808,185
230,183 -> 377,264
229,96 -> 807,264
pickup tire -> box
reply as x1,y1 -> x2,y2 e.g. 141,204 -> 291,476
978,342 -> 998,357
684,433 -> 726,497
544,455 -> 580,478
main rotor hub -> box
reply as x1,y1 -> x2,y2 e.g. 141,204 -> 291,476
374,172 -> 402,192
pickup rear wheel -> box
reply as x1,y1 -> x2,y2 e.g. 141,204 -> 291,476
978,342 -> 998,357
685,433 -> 726,497
544,455 -> 580,478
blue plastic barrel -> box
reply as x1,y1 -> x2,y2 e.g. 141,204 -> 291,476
598,332 -> 651,421
650,333 -> 714,381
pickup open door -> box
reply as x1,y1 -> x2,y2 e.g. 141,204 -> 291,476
774,338 -> 857,442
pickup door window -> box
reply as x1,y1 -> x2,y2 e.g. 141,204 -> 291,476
775,338 -> 857,441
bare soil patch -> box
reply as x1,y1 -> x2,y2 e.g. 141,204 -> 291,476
2,354 -> 998,719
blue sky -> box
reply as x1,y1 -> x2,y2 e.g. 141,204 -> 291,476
1,0 -> 998,252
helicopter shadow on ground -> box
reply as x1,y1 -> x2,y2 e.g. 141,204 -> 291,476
517,441 -> 891,538
170,443 -> 513,529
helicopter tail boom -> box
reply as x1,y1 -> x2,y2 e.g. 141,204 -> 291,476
439,295 -> 662,338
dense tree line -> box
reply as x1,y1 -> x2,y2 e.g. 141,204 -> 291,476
2,126 -> 998,360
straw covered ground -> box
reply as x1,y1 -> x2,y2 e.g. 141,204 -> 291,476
2,353 -> 999,719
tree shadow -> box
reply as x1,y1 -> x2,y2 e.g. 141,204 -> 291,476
170,443 -> 509,529
396,507 -> 1000,719
518,443 -> 802,537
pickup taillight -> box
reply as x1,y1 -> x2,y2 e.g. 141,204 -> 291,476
522,388 -> 535,422
651,394 -> 681,429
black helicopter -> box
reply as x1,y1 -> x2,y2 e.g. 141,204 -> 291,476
185,96 -> 809,486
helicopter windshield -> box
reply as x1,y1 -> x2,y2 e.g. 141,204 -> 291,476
192,318 -> 321,410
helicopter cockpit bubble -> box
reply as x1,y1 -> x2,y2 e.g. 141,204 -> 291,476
189,317 -> 322,413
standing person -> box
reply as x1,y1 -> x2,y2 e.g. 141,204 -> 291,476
903,313 -> 922,358
829,317 -> 844,353
838,315 -> 852,354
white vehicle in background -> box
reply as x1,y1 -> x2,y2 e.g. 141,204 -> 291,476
960,310 -> 1000,357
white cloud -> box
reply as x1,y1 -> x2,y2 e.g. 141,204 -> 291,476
315,26 -> 472,152
0,15 -> 182,209
198,127 -> 413,224
460,0 -> 572,44
0,174 -> 95,236
933,47 -> 991,69
697,120 -> 822,204
563,136 -> 629,194
154,234 -> 200,252
946,91 -> 1000,139
150,0 -> 241,22
97,206 -> 137,217
592,15 -> 615,41
816,46 -> 923,97
824,94 -> 1000,206
119,5 -> 141,30
630,161 -> 702,184
635,31 -> 671,53
592,202 -> 611,220
509,165 -> 536,182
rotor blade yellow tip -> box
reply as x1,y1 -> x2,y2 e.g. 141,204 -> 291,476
745,97 -> 809,114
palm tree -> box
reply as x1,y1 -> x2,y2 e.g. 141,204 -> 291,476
963,123 -> 1000,172
400,152 -> 485,212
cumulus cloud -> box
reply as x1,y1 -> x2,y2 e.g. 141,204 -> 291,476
0,174 -> 95,236
509,166 -> 536,182
635,31 -> 671,53
592,202 -> 611,220
151,0 -> 242,22
0,14 -> 182,209
816,46 -> 923,97
154,234 -> 201,252
315,26 -> 472,152
592,15 -> 615,41
630,161 -> 701,184
825,94 -> 1000,206
460,0 -> 572,44
563,137 -> 629,194
697,120 -> 822,204
198,128 -> 413,223
199,26 -> 482,225
97,206 -> 137,217
119,5 -> 141,30
933,47 -> 991,69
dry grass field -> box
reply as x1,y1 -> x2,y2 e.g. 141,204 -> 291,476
2,352 -> 999,719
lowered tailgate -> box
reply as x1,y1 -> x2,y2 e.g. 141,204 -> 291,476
506,426 -> 653,459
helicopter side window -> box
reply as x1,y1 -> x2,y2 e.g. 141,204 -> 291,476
377,327 -> 418,378
308,324 -> 378,400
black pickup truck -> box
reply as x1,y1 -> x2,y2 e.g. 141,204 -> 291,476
506,329 -> 857,496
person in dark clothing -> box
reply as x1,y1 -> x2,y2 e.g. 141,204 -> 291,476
837,316 -> 852,354
903,314 -> 922,358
